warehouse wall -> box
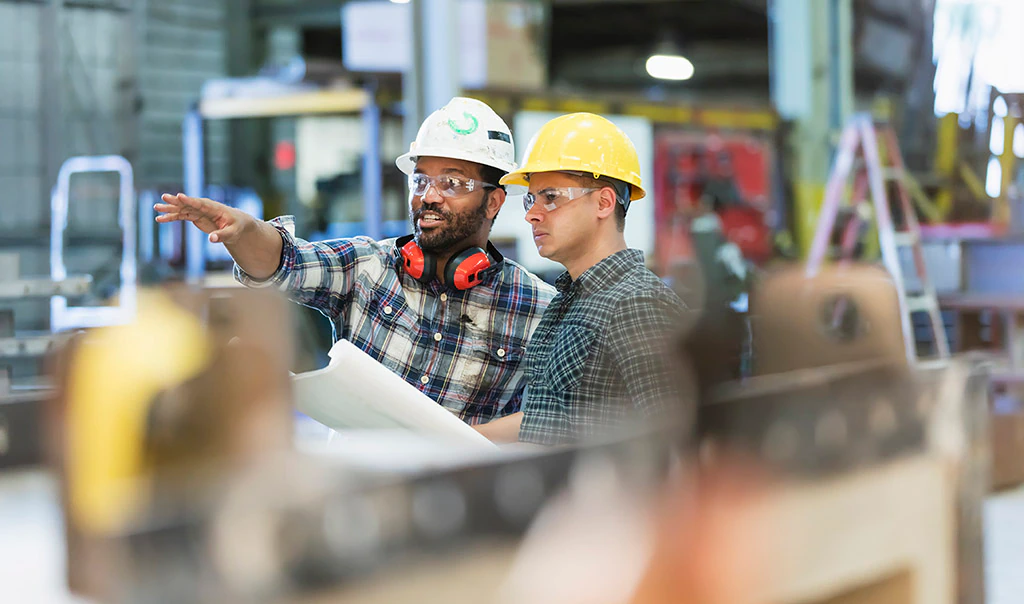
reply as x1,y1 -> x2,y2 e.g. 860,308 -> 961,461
139,0 -> 231,188
1,1 -> 139,281
0,1 -> 53,275
0,0 -> 232,340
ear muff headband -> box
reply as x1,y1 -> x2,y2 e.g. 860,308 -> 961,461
397,236 -> 496,291
445,247 -> 492,290
398,236 -> 436,285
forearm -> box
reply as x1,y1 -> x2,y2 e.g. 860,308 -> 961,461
225,219 -> 285,280
474,412 -> 523,444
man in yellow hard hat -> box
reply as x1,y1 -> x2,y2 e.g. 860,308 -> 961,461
474,113 -> 693,445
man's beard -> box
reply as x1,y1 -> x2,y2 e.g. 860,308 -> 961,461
412,197 -> 489,253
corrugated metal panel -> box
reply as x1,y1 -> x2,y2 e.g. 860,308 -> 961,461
138,0 -> 229,187
0,2 -> 42,233
0,0 -> 231,236
0,1 -> 46,333
57,6 -> 135,232
0,0 -> 230,338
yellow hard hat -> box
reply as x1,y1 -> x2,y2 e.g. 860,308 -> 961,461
500,112 -> 646,201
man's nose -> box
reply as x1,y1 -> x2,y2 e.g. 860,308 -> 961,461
525,203 -> 544,223
423,182 -> 445,204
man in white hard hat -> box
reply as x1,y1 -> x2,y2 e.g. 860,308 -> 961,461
155,97 -> 556,425
474,113 -> 692,445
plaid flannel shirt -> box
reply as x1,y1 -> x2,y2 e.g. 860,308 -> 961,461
519,249 -> 691,445
236,216 -> 556,424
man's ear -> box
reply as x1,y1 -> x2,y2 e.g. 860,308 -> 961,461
595,187 -> 617,220
486,188 -> 506,221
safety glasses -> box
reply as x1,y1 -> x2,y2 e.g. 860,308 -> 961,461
522,187 -> 600,212
409,173 -> 495,198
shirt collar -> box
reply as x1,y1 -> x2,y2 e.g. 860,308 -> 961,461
555,249 -> 646,295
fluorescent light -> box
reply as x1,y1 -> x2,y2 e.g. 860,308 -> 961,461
390,0 -> 410,3
990,116 -> 1005,155
986,156 -> 1002,198
645,54 -> 694,81
994,95 -> 1009,117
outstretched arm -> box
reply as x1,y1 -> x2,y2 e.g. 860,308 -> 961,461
155,193 -> 283,280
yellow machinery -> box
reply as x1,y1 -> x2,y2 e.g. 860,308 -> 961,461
52,286 -> 295,599
42,270 -> 989,604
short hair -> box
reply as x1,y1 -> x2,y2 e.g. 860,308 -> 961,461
562,172 -> 629,232
478,165 -> 506,191
476,164 -> 507,230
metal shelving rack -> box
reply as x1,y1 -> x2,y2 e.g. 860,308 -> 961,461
0,256 -> 91,469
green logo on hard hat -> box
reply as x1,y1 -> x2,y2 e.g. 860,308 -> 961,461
448,112 -> 479,136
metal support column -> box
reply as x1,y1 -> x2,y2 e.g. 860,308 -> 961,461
183,106 -> 206,282
403,0 -> 426,147
404,0 -> 460,144
770,0 -> 853,256
996,95 -> 1021,226
226,0 -> 256,187
362,84 -> 383,240
39,0 -> 65,228
267,26 -> 301,222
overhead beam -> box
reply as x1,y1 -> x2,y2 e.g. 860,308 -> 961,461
556,43 -> 770,82
252,0 -> 345,27
551,0 -> 687,4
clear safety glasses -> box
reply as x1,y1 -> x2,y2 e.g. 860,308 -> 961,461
409,173 -> 495,198
522,187 -> 600,212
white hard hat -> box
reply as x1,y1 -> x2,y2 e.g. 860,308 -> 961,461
396,97 -> 516,177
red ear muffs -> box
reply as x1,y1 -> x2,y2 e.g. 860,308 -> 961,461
399,238 -> 436,284
445,247 -> 493,290
397,235 -> 495,290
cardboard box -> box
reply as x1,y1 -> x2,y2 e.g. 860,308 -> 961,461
342,0 -> 547,91
990,410 -> 1024,490
484,1 -> 547,90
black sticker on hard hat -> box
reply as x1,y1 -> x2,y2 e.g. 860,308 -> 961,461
488,131 -> 511,144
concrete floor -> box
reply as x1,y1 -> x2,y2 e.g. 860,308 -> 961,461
1,469 -> 1022,603
0,471 -> 85,604
984,485 -> 1024,604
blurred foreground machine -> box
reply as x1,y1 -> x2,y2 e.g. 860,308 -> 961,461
49,266 -> 989,604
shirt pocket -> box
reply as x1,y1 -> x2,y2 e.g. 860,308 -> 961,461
453,334 -> 526,403
359,288 -> 417,370
543,324 -> 597,392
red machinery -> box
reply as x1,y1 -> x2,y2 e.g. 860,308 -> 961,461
653,131 -> 775,273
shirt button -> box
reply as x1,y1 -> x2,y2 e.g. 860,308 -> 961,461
497,348 -> 506,358
440,293 -> 448,302
383,305 -> 393,315
433,332 -> 442,342
420,375 -> 429,385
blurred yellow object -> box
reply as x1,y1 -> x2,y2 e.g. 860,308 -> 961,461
900,169 -> 943,224
996,113 -> 1019,225
934,112 -> 959,216
501,112 -> 647,200
793,181 -> 826,257
65,290 -> 211,534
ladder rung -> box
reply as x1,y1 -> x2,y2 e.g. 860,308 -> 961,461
905,294 -> 938,314
893,232 -> 919,247
882,167 -> 904,181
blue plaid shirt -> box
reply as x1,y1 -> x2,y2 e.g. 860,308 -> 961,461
236,216 -> 556,424
519,249 -> 692,445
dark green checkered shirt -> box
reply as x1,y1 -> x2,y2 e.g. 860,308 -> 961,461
519,249 -> 693,445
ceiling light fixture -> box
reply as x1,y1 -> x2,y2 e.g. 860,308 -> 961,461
646,54 -> 694,81
646,33 -> 693,82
